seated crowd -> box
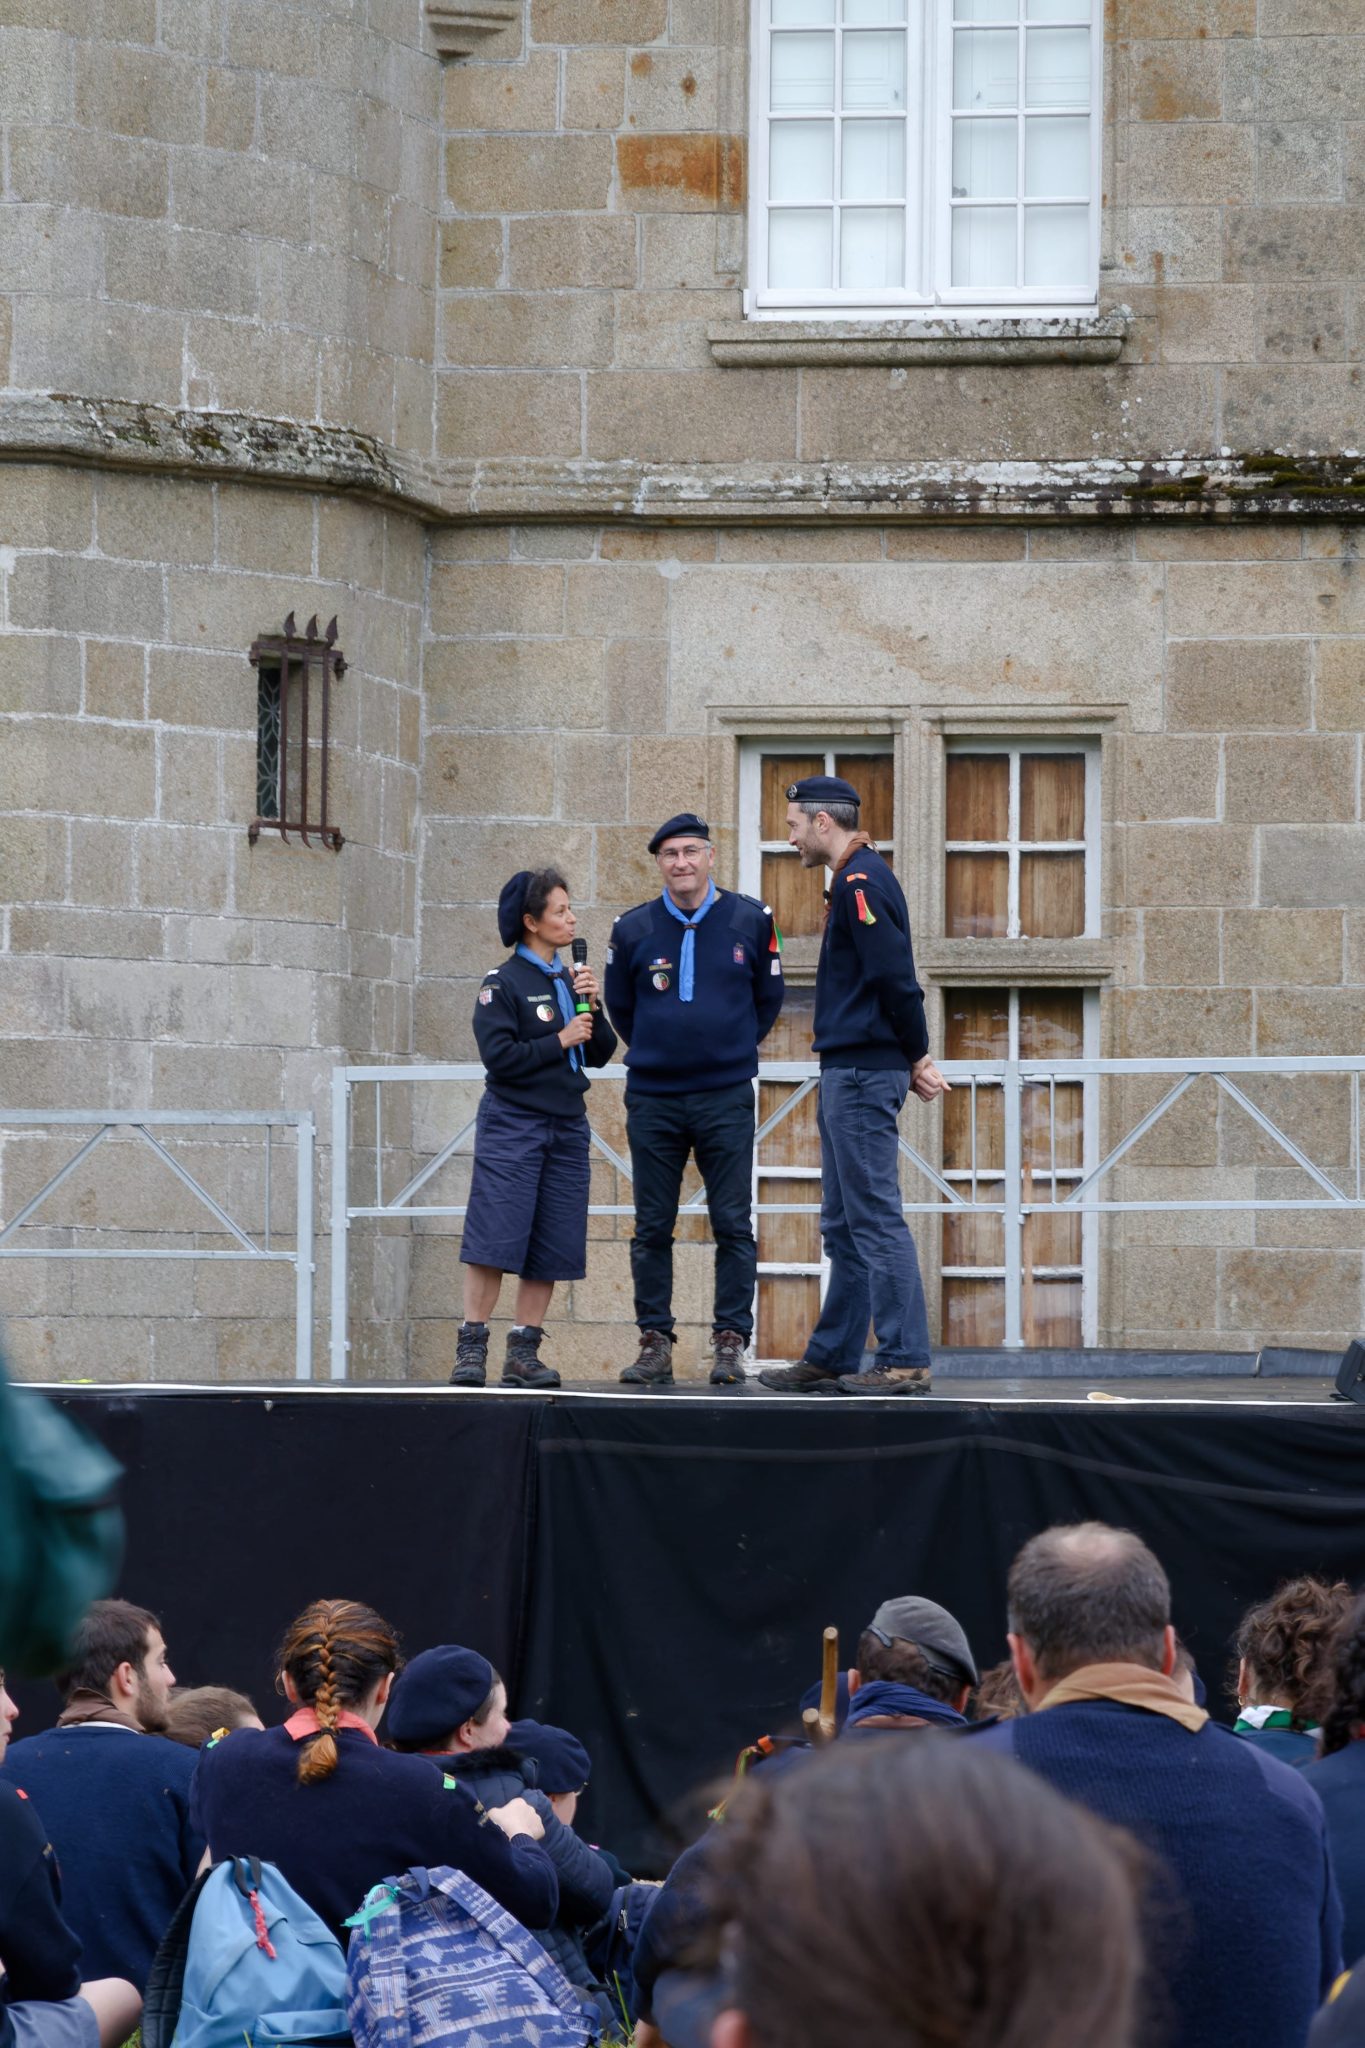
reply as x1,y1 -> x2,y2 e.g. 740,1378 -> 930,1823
4,1524 -> 1365,2048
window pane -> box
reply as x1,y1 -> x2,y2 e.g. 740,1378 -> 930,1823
1020,752 -> 1084,839
770,119 -> 836,201
945,987 -> 1010,1059
1023,1078 -> 1083,1168
774,0 -> 835,18
771,32 -> 835,108
762,753 -> 824,837
946,752 -> 1009,840
955,0 -> 1017,16
837,751 -> 894,839
758,1275 -> 821,1364
842,29 -> 907,107
1024,114 -> 1088,195
952,117 -> 1017,198
1020,852 -> 1085,936
952,205 -> 1017,285
1025,26 -> 1089,105
762,848 -> 827,938
758,1176 -> 821,1265
943,1202 -> 1005,1269
769,207 -> 834,285
945,1087 -> 1004,1172
844,0 -> 906,20
1027,1278 -> 1081,1345
953,28 -> 1018,108
946,851 -> 1009,935
1026,0 -> 1087,17
1018,988 -> 1084,1059
841,118 -> 906,198
943,1277 -> 1006,1345
840,206 -> 905,285
1023,203 -> 1089,284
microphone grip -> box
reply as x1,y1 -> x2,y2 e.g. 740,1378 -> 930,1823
570,938 -> 592,1016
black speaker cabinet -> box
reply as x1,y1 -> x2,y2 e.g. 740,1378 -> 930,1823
1333,1340 -> 1365,1404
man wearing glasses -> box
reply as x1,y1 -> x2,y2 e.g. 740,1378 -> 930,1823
604,813 -> 784,1387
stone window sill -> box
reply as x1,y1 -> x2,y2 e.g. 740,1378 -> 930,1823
425,0 -> 519,56
707,312 -> 1128,369
919,940 -> 1116,986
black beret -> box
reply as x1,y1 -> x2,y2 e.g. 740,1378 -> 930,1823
648,813 -> 711,857
786,775 -> 861,810
497,870 -> 533,948
507,1717 -> 592,1794
385,1645 -> 495,1747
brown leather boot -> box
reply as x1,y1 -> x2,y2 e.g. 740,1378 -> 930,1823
620,1329 -> 674,1385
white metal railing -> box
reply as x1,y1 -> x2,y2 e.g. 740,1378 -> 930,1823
330,1058 -> 1365,1379
0,1111 -> 315,1380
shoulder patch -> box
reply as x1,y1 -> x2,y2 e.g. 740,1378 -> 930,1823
841,872 -> 869,885
482,967 -> 500,980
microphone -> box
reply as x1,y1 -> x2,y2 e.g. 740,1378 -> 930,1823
570,937 -> 591,1015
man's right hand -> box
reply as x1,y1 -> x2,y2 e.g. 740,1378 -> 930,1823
558,1013 -> 595,1049
487,1796 -> 545,1841
911,1055 -> 951,1101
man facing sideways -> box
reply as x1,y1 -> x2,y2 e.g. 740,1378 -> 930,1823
604,813 -> 784,1387
0,1601 -> 204,1993
972,1523 -> 1341,2048
758,775 -> 949,1399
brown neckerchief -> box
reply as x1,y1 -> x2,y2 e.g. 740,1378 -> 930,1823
56,1688 -> 145,1733
823,831 -> 877,931
1035,1661 -> 1208,1734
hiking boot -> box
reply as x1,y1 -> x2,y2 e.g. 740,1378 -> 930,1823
620,1329 -> 675,1386
501,1325 -> 561,1390
709,1330 -> 749,1386
756,1359 -> 841,1394
449,1321 -> 489,1387
837,1365 -> 931,1397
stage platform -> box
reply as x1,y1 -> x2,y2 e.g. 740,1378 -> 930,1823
23,1361 -> 1365,1872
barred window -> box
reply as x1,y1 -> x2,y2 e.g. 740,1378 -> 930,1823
249,614 -> 347,851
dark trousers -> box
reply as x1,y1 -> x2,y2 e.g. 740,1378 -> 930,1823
626,1083 -> 756,1337
805,1066 -> 932,1372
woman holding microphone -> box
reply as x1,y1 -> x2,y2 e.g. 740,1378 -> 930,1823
451,867 -> 617,1389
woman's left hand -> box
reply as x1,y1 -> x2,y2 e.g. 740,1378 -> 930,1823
571,966 -> 600,1007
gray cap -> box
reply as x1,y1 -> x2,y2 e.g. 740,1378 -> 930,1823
866,1595 -> 979,1687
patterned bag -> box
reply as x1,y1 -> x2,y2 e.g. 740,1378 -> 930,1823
345,1866 -> 592,2048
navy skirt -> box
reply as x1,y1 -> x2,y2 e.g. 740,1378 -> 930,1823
460,1092 -> 591,1282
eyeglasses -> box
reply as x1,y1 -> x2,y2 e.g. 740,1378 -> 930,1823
657,845 -> 708,863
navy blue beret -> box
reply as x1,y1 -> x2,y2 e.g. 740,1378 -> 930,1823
508,1718 -> 592,1794
786,775 -> 861,810
386,1646 -> 495,1747
497,870 -> 533,948
648,813 -> 710,857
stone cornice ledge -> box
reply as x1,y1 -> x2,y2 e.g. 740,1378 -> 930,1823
0,393 -> 450,518
919,940 -> 1117,984
707,311 -> 1129,368
424,1 -> 521,57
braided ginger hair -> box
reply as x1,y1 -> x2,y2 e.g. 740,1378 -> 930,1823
277,1599 -> 401,1785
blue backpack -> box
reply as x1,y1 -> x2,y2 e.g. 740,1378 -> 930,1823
345,1866 -> 591,2048
168,1857 -> 350,2048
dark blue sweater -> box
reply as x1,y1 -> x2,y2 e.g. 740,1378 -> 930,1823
0,1784 -> 83,2048
604,891 -> 782,1095
2,1725 -> 203,1992
814,845 -> 928,1071
972,1701 -> 1341,2048
474,952 -> 617,1119
1303,1744 -> 1365,1967
190,1724 -> 558,1945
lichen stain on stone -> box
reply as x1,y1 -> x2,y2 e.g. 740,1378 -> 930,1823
681,72 -> 697,95
630,51 -> 652,72
615,133 -> 746,210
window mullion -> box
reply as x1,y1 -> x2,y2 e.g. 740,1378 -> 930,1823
832,14 -> 844,288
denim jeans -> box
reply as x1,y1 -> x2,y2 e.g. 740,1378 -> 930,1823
804,1066 -> 932,1374
626,1083 -> 756,1337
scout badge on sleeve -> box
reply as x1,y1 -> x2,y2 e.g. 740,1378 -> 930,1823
854,889 -> 876,926
733,944 -> 745,965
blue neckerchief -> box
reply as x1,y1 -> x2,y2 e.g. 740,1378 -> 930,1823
660,880 -> 717,1002
515,943 -> 579,1071
845,1682 -> 967,1731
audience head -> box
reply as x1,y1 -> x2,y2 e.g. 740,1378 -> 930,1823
385,1645 -> 507,1756
57,1598 -> 177,1733
276,1598 -> 401,1784
508,1718 -> 591,1824
0,1668 -> 16,1762
703,1733 -> 1141,2048
1318,1590 -> 1365,1758
971,1658 -> 1025,1722
851,1596 -> 980,1714
164,1685 -> 263,1748
1232,1576 -> 1352,1726
1007,1523 -> 1173,1707
1171,1636 -> 1206,1708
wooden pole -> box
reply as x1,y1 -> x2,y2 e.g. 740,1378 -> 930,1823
817,1625 -> 839,1742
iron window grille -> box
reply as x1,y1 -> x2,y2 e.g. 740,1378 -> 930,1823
249,613 -> 347,851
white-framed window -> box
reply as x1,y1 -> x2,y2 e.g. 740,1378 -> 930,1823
738,737 -> 895,935
944,739 -> 1100,940
748,0 -> 1100,317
